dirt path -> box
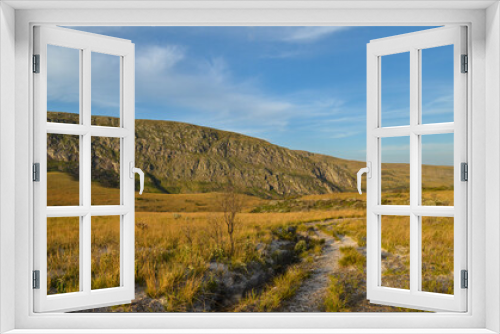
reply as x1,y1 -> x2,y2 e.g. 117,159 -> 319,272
281,220 -> 357,312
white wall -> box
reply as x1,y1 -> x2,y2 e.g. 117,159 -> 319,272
5,4 -> 494,332
486,2 -> 500,333
0,2 -> 16,333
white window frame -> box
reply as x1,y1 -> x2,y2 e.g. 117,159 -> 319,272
365,26 -> 467,312
1,1 -> 499,333
33,26 -> 136,312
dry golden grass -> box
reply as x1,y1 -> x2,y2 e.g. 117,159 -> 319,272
48,172 -> 264,211
47,217 -> 80,294
300,169 -> 453,207
47,215 -> 122,294
91,216 -> 121,290
47,172 -> 121,206
338,246 -> 365,271
422,164 -> 454,191
47,208 -> 341,309
323,214 -> 453,295
47,170 -> 455,311
300,193 -> 366,201
381,216 -> 410,289
422,217 -> 454,294
422,190 -> 454,206
136,192 -> 265,213
381,163 -> 410,205
47,172 -> 80,206
234,265 -> 309,312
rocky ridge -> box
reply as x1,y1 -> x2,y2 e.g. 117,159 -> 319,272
47,111 -> 364,198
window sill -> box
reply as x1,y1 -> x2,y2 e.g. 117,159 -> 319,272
3,329 -> 497,334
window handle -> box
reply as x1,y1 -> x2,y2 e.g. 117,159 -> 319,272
357,162 -> 372,194
129,162 -> 144,195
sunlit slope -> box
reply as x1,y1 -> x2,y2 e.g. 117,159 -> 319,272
47,111 -> 453,199
47,171 -> 264,211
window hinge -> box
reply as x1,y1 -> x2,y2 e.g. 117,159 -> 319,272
461,162 -> 468,182
33,54 -> 40,73
461,270 -> 468,289
461,54 -> 468,73
32,270 -> 40,289
33,163 -> 40,182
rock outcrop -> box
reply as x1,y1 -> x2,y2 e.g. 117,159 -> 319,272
47,111 -> 366,198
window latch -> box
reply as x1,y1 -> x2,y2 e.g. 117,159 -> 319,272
129,162 -> 144,195
357,162 -> 371,194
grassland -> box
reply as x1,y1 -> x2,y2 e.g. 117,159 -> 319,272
47,170 -> 454,312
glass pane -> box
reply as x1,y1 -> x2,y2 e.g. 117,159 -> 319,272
91,52 -> 121,127
47,134 -> 80,206
47,217 -> 80,294
47,45 -> 80,124
381,52 -> 410,127
381,215 -> 410,290
421,45 -> 454,124
381,136 -> 410,205
422,217 -> 454,294
91,137 -> 120,205
422,133 -> 454,206
91,215 -> 120,290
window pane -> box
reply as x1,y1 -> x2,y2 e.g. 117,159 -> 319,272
381,137 -> 410,205
91,52 -> 121,127
421,45 -> 454,124
381,52 -> 410,127
381,215 -> 410,290
91,137 -> 120,205
47,45 -> 80,124
47,217 -> 80,294
47,134 -> 80,206
421,217 -> 454,294
91,215 -> 120,290
422,133 -> 454,206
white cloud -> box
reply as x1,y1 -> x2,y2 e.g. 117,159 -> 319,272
261,49 -> 307,59
383,144 -> 410,151
381,141 -> 411,163
134,44 -> 344,135
47,42 -> 350,142
47,45 -> 123,113
137,45 -> 185,73
295,113 -> 365,140
248,26 -> 351,44
329,130 -> 363,139
422,94 -> 453,116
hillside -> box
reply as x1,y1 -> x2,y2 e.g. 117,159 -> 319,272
47,112 -> 452,198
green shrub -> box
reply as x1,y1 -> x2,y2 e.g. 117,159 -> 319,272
294,240 -> 308,253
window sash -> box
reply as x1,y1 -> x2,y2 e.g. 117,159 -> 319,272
366,26 -> 468,312
33,25 -> 136,313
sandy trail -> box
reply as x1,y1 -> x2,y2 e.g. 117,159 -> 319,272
281,220 -> 357,312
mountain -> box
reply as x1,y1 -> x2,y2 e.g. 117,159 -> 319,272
47,112 -> 366,198
46,112 -> 452,199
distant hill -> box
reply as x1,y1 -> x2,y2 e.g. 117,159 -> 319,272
47,112 -> 452,198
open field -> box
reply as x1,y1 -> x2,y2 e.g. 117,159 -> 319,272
47,171 -> 454,312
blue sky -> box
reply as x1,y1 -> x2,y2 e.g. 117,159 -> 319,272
48,26 -> 454,165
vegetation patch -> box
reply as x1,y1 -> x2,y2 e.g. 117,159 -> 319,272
233,265 -> 309,312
